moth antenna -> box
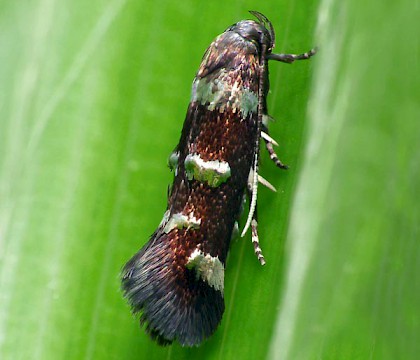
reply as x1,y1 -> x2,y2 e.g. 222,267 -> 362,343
241,153 -> 259,237
241,40 -> 269,238
249,10 -> 275,48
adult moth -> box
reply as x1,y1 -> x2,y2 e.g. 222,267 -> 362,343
122,11 -> 316,346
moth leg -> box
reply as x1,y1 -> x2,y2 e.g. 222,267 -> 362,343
247,173 -> 266,265
266,141 -> 289,170
267,47 -> 317,64
262,124 -> 288,170
251,209 -> 266,266
258,174 -> 276,192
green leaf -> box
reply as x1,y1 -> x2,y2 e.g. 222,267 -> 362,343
1,0 -> 417,359
269,0 -> 419,359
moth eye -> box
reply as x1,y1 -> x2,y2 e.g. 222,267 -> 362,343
243,29 -> 262,46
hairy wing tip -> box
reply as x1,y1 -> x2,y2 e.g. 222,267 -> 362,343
121,239 -> 225,346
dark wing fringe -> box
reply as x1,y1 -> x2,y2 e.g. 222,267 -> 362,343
121,231 -> 224,346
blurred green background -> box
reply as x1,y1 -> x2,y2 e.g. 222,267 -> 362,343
0,0 -> 418,359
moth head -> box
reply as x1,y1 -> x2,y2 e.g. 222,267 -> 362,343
227,11 -> 275,54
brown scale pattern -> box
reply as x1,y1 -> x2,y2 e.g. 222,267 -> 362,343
169,105 -> 257,265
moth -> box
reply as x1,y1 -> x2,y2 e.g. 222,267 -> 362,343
122,11 -> 316,346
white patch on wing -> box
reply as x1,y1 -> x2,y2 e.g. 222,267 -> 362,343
191,65 -> 258,117
184,153 -> 231,187
186,249 -> 225,293
163,212 -> 201,233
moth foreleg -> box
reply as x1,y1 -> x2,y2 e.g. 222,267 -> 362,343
251,210 -> 266,266
247,173 -> 266,265
261,124 -> 288,170
267,47 -> 317,64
